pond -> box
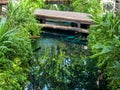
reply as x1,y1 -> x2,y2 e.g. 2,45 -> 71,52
28,31 -> 98,90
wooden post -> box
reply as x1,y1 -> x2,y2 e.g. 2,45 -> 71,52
36,16 -> 46,24
77,22 -> 81,28
41,18 -> 46,24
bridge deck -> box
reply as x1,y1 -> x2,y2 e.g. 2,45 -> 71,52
34,9 -> 92,34
34,9 -> 92,24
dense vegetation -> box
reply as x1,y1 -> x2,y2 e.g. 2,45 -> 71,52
31,38 -> 98,90
0,0 -> 120,89
0,18 -> 32,89
88,12 -> 120,90
0,0 -> 39,89
72,0 -> 102,14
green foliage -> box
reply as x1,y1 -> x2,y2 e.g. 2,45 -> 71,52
45,4 -> 71,11
21,0 -> 45,10
72,0 -> 102,14
43,0 -> 72,11
0,18 -> 33,89
0,0 -> 40,89
108,61 -> 120,90
7,1 -> 39,35
30,39 -> 98,90
88,12 -> 120,89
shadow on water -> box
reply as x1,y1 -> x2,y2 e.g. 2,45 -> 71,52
26,29 -> 106,90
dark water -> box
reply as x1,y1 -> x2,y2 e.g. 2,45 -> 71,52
27,31 -> 99,90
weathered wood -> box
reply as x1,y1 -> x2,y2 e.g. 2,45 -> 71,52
34,9 -> 92,34
38,24 -> 88,34
34,9 -> 93,25
0,0 -> 8,5
29,36 -> 40,39
41,31 -> 68,37
45,0 -> 72,4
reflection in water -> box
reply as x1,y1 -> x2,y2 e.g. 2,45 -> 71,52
28,36 -> 98,90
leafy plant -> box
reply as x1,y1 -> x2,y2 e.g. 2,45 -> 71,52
0,0 -> 40,89
21,0 -> 45,10
0,18 -> 33,89
71,0 -> 102,14
7,1 -> 39,36
108,61 -> 120,90
30,39 -> 98,90
88,12 -> 120,89
45,4 -> 71,11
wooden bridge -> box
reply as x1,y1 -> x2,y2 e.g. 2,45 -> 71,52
34,9 -> 93,34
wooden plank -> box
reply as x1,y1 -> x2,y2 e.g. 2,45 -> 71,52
29,36 -> 40,39
38,24 -> 88,34
0,0 -> 8,5
34,9 -> 93,24
45,0 -> 72,4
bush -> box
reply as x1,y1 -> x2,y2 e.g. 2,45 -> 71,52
88,12 -> 120,89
